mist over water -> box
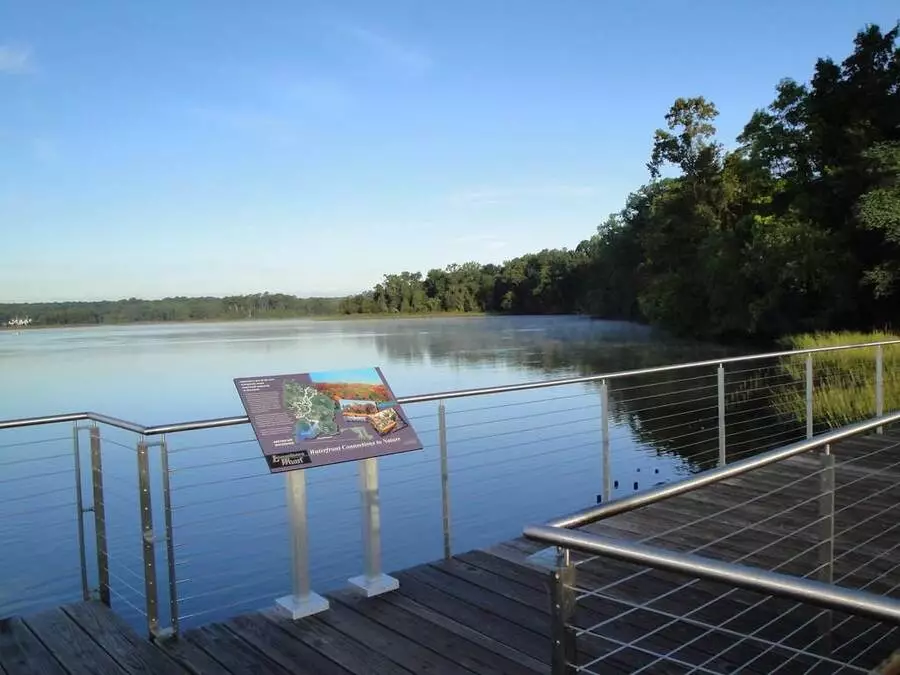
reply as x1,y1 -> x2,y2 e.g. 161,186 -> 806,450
4,316 -> 787,629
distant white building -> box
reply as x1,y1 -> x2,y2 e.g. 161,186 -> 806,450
7,316 -> 32,327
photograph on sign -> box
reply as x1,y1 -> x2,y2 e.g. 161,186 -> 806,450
234,367 -> 422,472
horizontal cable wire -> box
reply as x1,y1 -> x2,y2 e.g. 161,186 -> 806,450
2,500 -> 77,519
444,389 -> 599,417
109,588 -> 147,617
179,589 -> 281,622
0,435 -> 72,450
175,551 -> 292,588
177,566 -> 291,605
618,394 -> 718,417
0,451 -> 73,468
173,518 -> 291,552
451,411 -> 600,445
727,434 -> 808,462
99,436 -> 139,451
611,371 -> 720,393
0,467 -> 76,486
1,484 -> 75,504
622,413 -> 720,439
170,469 -> 274,492
624,402 -> 719,426
170,452 -> 275,474
727,433 -> 809,460
107,568 -> 148,600
435,399 -> 600,432
614,382 -> 719,407
166,437 -> 258,455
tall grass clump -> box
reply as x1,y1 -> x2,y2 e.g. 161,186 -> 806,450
775,331 -> 900,427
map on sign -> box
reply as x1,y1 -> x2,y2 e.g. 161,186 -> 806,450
234,367 -> 422,473
283,381 -> 340,440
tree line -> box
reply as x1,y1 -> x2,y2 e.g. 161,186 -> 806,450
0,294 -> 341,327
5,24 -> 898,339
342,24 -> 900,340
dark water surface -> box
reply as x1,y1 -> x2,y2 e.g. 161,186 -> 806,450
2,316 -> 800,630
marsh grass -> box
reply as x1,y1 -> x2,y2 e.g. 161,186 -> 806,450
774,332 -> 900,427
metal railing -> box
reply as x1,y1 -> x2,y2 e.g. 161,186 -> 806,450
525,412 -> 900,673
1,338 -> 898,641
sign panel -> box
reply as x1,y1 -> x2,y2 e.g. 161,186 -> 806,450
234,367 -> 422,472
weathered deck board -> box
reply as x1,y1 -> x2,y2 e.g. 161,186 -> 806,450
3,428 -> 898,675
61,602 -> 182,675
177,623 -> 287,675
0,617 -> 67,675
24,607 -> 130,675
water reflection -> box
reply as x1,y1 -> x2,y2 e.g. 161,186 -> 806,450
370,317 -> 800,473
1,316 -> 806,630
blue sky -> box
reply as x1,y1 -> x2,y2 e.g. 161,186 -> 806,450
2,1 -> 897,302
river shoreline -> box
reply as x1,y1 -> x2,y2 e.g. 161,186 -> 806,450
0,311 -> 500,333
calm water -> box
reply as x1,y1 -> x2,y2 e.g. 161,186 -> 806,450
1,316 -> 799,630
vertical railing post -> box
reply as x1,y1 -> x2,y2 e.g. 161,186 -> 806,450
136,438 -> 160,638
158,436 -> 179,637
600,380 -> 611,502
72,423 -> 90,601
276,469 -> 329,618
806,354 -> 814,439
438,401 -> 451,560
550,546 -> 577,674
90,424 -> 110,606
717,364 -> 726,467
817,442 -> 835,654
349,458 -> 399,596
876,345 -> 884,434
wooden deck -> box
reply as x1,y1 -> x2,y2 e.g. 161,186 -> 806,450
2,430 -> 899,674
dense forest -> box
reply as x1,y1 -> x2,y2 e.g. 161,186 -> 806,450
342,24 -> 900,340
0,294 -> 341,327
4,24 -> 898,339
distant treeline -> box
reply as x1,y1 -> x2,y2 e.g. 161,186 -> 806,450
6,25 -> 900,339
342,24 -> 900,341
0,294 -> 341,327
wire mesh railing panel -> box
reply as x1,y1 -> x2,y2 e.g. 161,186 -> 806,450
0,426 -> 84,617
559,421 -> 900,673
567,568 -> 895,674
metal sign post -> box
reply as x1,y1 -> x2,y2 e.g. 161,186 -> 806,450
276,470 -> 329,618
234,367 -> 421,611
348,457 -> 399,596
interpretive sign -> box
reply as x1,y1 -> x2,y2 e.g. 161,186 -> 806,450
234,367 -> 422,472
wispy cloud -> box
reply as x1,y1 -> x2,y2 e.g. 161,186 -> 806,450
339,24 -> 432,76
0,44 -> 33,74
186,106 -> 299,145
278,75 -> 352,112
447,184 -> 597,206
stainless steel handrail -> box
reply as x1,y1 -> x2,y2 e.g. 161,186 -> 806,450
544,410 -> 900,530
525,412 -> 900,672
523,525 -> 900,624
1,338 -> 897,434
